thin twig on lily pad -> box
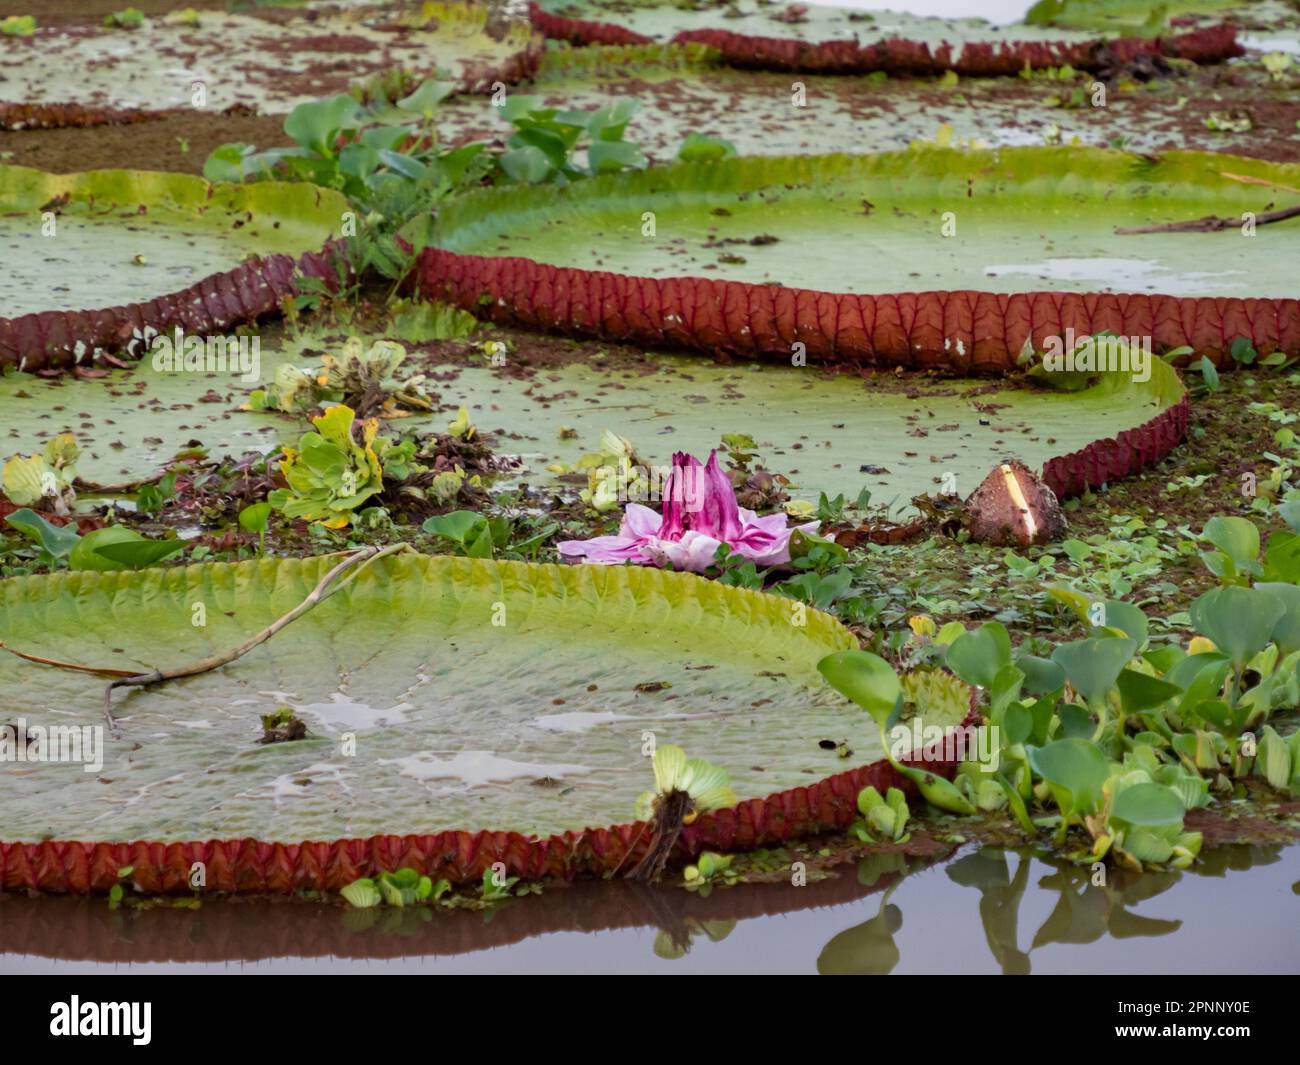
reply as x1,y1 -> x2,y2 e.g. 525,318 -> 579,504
1115,204 -> 1300,234
99,543 -> 412,736
4,543 -> 412,738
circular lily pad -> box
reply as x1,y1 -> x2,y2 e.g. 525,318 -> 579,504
422,146 -> 1300,367
0,3 -> 541,114
0,166 -> 350,372
529,0 -> 1243,74
0,554 -> 966,892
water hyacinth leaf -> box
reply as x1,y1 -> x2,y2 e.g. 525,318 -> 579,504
238,502 -> 272,536
1262,532 -> 1300,585
283,93 -> 364,158
1277,499 -> 1300,535
1200,516 -> 1261,571
1002,700 -> 1034,746
817,650 -> 902,732
1056,701 -> 1095,740
1143,644 -> 1185,675
3,509 -> 80,560
1258,583 -> 1300,655
1118,824 -> 1180,865
1153,765 -> 1210,811
92,537 -> 188,570
1028,738 -> 1110,816
1116,668 -> 1183,715
586,139 -> 647,174
1050,636 -> 1137,706
422,509 -> 489,547
1028,693 -> 1058,745
1166,650 -> 1229,692
1256,726 -> 1293,792
1110,781 -> 1186,829
943,622 -> 1012,689
988,664 -> 1026,723
396,79 -> 456,119
68,527 -> 147,572
934,621 -> 966,646
1046,584 -> 1093,620
1016,653 -> 1065,696
1091,599 -> 1148,649
1189,586 -> 1286,667
1172,729 -> 1223,772
499,145 -> 553,184
677,132 -> 737,162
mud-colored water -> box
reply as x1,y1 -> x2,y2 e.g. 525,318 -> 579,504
1,844 -> 1294,974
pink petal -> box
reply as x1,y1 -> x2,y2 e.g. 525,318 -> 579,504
557,534 -> 648,565
654,531 -> 724,574
693,450 -> 742,541
621,503 -> 663,539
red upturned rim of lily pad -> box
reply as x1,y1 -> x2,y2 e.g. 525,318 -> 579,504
0,703 -> 975,895
527,4 -> 1244,76
0,245 -> 347,375
417,248 -> 1196,499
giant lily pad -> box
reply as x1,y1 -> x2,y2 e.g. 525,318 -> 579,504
422,146 -> 1300,367
0,555 -> 966,871
0,327 -> 1185,510
0,166 -> 349,371
529,0 -> 1242,73
0,3 -> 541,114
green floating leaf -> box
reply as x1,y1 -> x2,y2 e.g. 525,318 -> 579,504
943,622 -> 1012,689
1116,668 -> 1183,715
1110,781 -> 1185,829
1050,636 -> 1137,706
817,650 -> 901,732
1190,586 -> 1285,667
4,508 -> 80,560
1028,738 -> 1110,817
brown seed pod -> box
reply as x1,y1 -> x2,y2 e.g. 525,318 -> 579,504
964,459 -> 1067,547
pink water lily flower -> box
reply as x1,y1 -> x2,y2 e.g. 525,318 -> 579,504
558,450 -> 818,573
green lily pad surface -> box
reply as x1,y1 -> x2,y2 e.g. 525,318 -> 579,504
0,324 -> 1183,513
431,47 -> 1298,165
0,554 -> 954,843
434,147 -> 1300,298
1023,0 -> 1252,31
0,3 -> 538,114
0,167 -> 348,316
396,349 -> 1185,511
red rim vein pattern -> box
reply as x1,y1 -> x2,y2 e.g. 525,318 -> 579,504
0,707 -> 975,894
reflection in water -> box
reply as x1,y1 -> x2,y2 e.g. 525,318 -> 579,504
816,844 -> 1293,976
0,844 -> 1295,974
